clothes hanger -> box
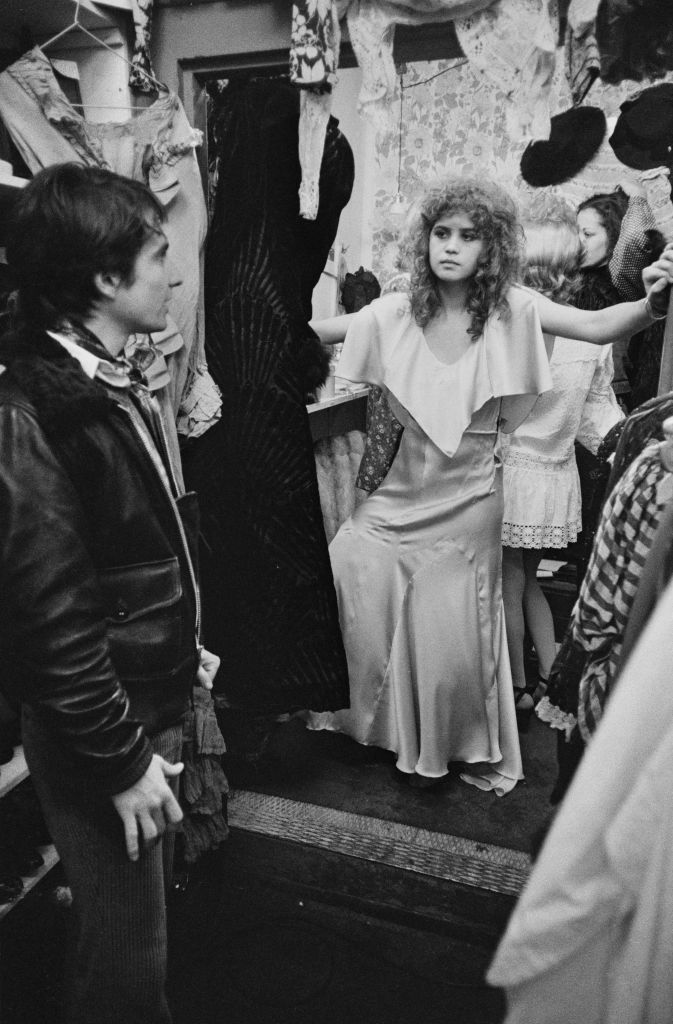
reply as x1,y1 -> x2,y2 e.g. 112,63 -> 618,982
41,0 -> 168,98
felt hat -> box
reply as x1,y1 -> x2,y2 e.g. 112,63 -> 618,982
520,106 -> 608,187
609,83 -> 673,170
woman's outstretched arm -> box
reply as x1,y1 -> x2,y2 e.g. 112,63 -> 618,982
536,247 -> 673,345
309,313 -> 356,345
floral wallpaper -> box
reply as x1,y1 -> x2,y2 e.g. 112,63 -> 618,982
367,55 -> 673,288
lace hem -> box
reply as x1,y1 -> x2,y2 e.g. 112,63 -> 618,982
536,696 -> 577,739
502,455 -> 581,547
298,89 -> 331,220
501,520 -> 580,549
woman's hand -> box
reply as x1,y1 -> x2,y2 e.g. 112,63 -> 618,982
642,245 -> 673,316
619,177 -> 647,199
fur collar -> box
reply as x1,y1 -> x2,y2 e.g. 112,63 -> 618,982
0,327 -> 116,437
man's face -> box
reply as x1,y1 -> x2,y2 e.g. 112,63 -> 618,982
114,226 -> 181,335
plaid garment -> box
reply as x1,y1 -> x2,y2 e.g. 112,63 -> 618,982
576,440 -> 672,741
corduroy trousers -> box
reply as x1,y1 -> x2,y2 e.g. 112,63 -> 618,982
22,706 -> 182,1024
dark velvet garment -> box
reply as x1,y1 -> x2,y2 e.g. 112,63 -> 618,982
597,0 -> 673,84
182,79 -> 353,716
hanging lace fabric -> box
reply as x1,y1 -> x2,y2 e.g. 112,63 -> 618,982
454,0 -> 558,141
342,0 -> 493,132
290,1 -> 342,219
0,48 -> 221,445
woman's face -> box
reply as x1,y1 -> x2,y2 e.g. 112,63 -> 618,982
577,207 -> 610,268
428,212 -> 484,285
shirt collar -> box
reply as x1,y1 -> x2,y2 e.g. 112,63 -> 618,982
47,324 -> 149,390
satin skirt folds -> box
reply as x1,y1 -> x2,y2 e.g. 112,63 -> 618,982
307,398 -> 522,794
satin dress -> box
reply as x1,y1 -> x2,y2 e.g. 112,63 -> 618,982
307,290 -> 553,794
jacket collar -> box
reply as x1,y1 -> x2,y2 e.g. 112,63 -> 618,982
0,325 -> 118,437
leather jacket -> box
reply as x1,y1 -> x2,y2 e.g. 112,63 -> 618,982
0,329 -> 200,794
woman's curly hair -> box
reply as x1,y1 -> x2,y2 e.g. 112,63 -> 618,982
405,177 -> 523,338
520,193 -> 582,305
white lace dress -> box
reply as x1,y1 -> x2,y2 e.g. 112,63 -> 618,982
501,338 -> 623,549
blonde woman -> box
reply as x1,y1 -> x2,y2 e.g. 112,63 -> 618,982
501,199 -> 623,725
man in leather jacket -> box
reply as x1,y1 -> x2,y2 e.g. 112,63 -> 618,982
0,163 -> 219,1024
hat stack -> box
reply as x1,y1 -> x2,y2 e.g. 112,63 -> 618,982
609,83 -> 673,170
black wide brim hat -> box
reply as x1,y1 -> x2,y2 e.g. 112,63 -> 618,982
609,83 -> 673,170
520,106 -> 608,187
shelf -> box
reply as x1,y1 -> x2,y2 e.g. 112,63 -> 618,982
0,845 -> 60,922
0,746 -> 29,800
306,385 -> 369,414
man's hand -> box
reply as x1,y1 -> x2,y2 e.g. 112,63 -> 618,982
111,754 -> 184,862
643,245 -> 673,315
196,647 -> 220,690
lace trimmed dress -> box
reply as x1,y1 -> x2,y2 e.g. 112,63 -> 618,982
502,338 -> 623,549
306,289 -> 553,794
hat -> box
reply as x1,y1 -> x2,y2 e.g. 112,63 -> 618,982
520,106 -> 608,187
609,83 -> 673,170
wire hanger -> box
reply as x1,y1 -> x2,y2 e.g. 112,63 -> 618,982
41,0 -> 167,96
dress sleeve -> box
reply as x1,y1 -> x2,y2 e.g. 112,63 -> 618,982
336,302 -> 385,387
576,347 -> 624,454
640,167 -> 673,244
609,194 -> 656,301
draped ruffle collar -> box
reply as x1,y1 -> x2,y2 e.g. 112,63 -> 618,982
338,288 -> 553,458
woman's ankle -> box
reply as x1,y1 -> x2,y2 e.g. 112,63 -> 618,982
532,674 -> 549,703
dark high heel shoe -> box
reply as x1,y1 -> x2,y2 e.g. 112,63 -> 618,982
514,688 -> 534,732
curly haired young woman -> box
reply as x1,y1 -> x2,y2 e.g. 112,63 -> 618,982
306,176 -> 673,795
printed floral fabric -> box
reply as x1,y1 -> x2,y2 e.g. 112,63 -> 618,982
290,1 -> 340,87
291,3 -> 342,219
128,0 -> 160,94
367,54 -> 574,287
355,385 -> 404,492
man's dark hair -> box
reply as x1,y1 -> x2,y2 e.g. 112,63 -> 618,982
6,162 -> 165,330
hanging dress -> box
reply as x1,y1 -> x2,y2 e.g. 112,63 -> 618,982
182,79 -> 354,715
307,288 -> 553,794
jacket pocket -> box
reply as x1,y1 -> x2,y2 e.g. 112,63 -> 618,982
99,558 -> 183,680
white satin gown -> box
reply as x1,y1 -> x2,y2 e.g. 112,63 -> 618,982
307,289 -> 553,794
